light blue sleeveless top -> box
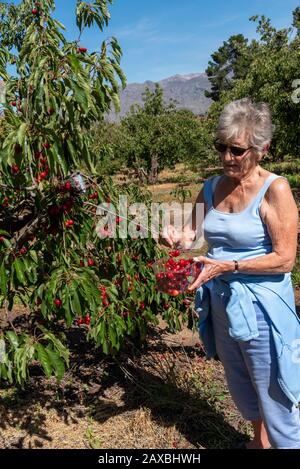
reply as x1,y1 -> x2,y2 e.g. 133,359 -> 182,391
203,173 -> 283,261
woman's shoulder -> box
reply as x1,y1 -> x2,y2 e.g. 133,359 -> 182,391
262,171 -> 292,205
258,169 -> 288,190
264,171 -> 289,189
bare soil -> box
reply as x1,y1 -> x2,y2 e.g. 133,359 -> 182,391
0,287 -> 299,449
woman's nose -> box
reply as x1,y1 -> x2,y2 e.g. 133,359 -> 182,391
222,148 -> 234,161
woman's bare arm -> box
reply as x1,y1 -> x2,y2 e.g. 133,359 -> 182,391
235,177 -> 298,274
188,178 -> 298,290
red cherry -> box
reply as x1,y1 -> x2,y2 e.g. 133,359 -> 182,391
169,250 -> 181,257
84,315 -> 91,325
12,164 -> 20,174
77,318 -> 83,326
79,260 -> 84,267
19,247 -> 27,255
43,142 -> 50,149
87,258 -> 94,266
54,298 -> 62,307
35,151 -> 42,158
65,219 -> 74,228
77,47 -> 87,53
65,182 -> 72,190
11,101 -> 16,107
168,289 -> 180,297
88,191 -> 98,200
39,171 -> 47,179
0,236 -> 5,242
32,8 -> 38,15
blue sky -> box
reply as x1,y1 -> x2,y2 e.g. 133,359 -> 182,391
17,0 -> 300,83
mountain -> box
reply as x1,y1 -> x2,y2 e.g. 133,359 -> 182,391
108,72 -> 212,121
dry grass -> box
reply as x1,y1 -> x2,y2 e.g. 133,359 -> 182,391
0,318 -> 252,449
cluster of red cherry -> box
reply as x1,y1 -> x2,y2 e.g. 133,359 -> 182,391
154,250 -> 202,296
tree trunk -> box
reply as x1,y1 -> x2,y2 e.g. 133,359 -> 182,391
136,167 -> 148,184
148,154 -> 158,184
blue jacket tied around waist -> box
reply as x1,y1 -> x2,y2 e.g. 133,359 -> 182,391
195,273 -> 300,406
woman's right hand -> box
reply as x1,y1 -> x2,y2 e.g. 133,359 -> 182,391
160,224 -> 196,249
160,224 -> 182,247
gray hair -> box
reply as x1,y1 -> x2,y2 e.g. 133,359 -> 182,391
216,98 -> 275,152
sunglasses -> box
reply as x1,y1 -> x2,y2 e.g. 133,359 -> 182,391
214,140 -> 253,157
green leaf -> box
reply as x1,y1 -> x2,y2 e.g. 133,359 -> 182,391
46,348 -> 65,382
29,250 -> 38,264
35,343 -> 52,378
17,122 -> 27,146
71,80 -> 89,112
13,257 -> 26,284
0,262 -> 7,296
6,331 -> 19,349
71,289 -> 81,316
38,326 -> 70,366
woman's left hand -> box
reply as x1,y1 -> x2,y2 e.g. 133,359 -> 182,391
188,256 -> 231,291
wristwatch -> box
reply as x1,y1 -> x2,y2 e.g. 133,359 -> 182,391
233,260 -> 239,274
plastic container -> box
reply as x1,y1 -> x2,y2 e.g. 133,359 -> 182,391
152,251 -> 202,296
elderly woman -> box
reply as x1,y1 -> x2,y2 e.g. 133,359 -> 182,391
163,98 -> 300,449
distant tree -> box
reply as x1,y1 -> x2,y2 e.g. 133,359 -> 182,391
206,9 -> 300,161
118,84 -> 209,183
292,6 -> 300,34
91,121 -> 129,175
205,34 -> 255,101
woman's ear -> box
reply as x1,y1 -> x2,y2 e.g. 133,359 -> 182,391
255,151 -> 263,163
257,143 -> 270,162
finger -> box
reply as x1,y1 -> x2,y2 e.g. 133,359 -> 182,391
188,272 -> 207,291
192,256 -> 206,263
160,233 -> 173,247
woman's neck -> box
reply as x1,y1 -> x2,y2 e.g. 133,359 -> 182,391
226,166 -> 262,188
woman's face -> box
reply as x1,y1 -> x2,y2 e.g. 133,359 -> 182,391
219,132 -> 259,180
